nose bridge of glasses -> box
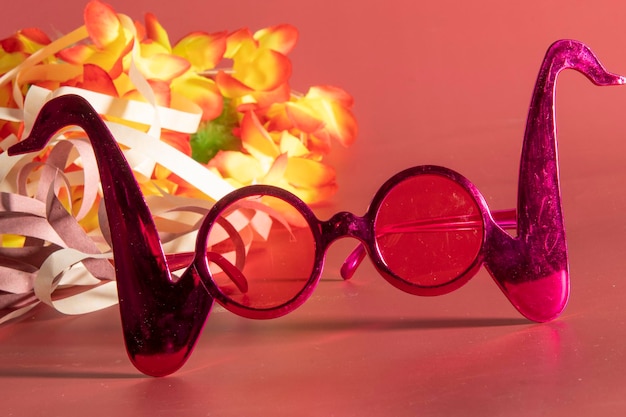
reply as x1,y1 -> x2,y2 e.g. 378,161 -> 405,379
321,211 -> 371,246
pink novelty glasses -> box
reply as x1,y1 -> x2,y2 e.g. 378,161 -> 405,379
195,169 -> 521,319
8,39 -> 626,377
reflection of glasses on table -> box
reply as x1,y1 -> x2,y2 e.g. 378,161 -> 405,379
9,39 -> 625,377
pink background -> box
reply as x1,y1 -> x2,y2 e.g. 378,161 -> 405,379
3,0 -> 626,416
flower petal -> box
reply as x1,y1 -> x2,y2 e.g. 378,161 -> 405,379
77,63 -> 119,96
57,44 -> 96,65
170,74 -> 223,120
306,131 -> 332,154
288,182 -> 338,205
160,130 -> 192,156
224,28 -> 254,59
209,150 -> 264,184
254,24 -> 298,55
1,28 -> 50,54
233,48 -> 291,91
284,101 -> 325,133
123,78 -> 171,106
173,31 -> 227,71
137,53 -> 190,81
215,71 -> 253,98
0,51 -> 26,75
140,39 -> 170,57
57,42 -> 129,78
144,12 -> 171,51
112,72 -> 134,96
245,82 -> 291,108
285,157 -> 336,188
240,111 -> 280,161
262,153 -> 288,185
306,85 -> 354,108
18,28 -> 52,47
0,83 -> 13,106
84,0 -> 121,49
304,90 -> 358,147
279,131 -> 309,157
134,20 -> 146,41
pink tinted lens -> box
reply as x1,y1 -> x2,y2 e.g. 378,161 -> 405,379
374,174 -> 483,288
206,195 -> 316,310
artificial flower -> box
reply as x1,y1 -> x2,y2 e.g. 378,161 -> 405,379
0,0 -> 357,321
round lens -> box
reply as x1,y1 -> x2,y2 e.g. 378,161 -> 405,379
374,173 -> 483,288
205,194 -> 316,310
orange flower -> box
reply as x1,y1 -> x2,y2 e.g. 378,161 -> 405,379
57,0 -> 132,80
266,85 -> 358,153
0,28 -> 51,72
0,0 -> 358,322
0,0 -> 357,207
0,28 -> 51,137
215,25 -> 295,108
208,109 -> 341,204
55,1 -> 222,121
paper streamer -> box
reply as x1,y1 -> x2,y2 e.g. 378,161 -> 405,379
0,12 -> 293,323
0,25 -> 237,320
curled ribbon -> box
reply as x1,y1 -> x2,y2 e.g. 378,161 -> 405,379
0,20 -> 238,322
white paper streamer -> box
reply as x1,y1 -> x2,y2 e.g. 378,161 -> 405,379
35,248 -> 117,315
0,14 -> 276,322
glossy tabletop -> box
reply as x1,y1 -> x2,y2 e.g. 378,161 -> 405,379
3,0 -> 626,415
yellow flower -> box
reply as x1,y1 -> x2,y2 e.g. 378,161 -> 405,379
208,110 -> 341,204
0,0 -> 357,207
267,85 -> 358,153
0,0 -> 358,322
215,25 -> 295,108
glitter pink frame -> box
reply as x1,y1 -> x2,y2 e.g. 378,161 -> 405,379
8,39 -> 625,376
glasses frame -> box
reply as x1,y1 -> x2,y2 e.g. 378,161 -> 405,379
7,39 -> 625,377
194,165 -> 506,320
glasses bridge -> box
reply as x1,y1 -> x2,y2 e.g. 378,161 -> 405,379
320,211 -> 371,245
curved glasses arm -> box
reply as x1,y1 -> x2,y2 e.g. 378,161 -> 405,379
486,39 -> 626,322
8,95 -> 214,377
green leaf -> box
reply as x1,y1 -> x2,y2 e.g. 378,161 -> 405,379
190,101 -> 241,164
